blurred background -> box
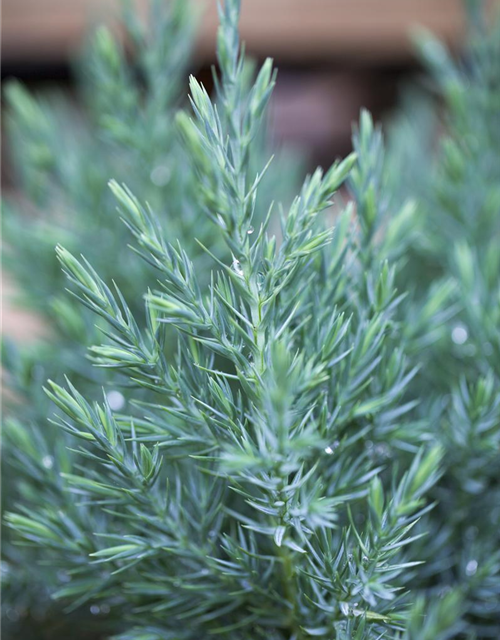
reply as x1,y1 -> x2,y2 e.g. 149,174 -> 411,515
0,0 -> 478,339
2,0 -> 470,160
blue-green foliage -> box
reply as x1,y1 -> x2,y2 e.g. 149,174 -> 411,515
3,1 -> 500,639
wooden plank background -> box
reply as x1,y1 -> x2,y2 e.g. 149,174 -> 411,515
2,0 -> 473,65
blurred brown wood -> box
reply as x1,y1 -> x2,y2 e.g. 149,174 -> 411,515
1,274 -> 48,342
1,0 -> 482,66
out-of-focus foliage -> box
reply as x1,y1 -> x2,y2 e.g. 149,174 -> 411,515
384,4 -> 500,636
3,0 -> 500,639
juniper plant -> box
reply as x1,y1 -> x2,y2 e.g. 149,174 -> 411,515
5,1 -> 444,638
3,1 -> 499,639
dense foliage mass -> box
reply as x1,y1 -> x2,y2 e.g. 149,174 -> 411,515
385,10 -> 500,634
2,1 -> 499,639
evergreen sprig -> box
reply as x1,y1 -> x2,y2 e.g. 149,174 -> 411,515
5,1 -> 442,637
3,1 -> 500,639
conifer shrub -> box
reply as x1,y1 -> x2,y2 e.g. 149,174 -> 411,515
2,1 -> 499,639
